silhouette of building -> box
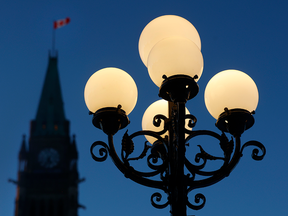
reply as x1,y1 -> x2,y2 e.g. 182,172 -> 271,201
13,53 -> 83,216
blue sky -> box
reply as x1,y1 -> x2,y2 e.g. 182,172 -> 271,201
0,0 -> 288,215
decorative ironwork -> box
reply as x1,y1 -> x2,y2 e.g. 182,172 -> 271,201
151,192 -> 169,209
90,112 -> 266,214
88,76 -> 266,216
187,193 -> 206,210
241,140 -> 266,161
90,141 -> 109,162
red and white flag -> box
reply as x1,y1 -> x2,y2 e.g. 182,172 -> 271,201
54,17 -> 70,29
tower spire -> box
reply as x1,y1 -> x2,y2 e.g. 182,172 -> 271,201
31,53 -> 69,136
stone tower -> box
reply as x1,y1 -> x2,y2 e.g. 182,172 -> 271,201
13,53 -> 83,216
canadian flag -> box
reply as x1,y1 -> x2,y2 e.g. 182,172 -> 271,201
54,17 -> 70,29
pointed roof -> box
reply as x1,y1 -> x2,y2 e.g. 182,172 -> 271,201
32,54 -> 68,136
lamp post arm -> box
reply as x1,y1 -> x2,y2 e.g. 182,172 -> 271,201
187,135 -> 265,191
107,133 -> 166,190
184,130 -> 229,176
90,136 -> 166,190
121,130 -> 169,177
187,135 -> 241,191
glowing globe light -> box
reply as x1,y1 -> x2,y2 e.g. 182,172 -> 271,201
204,69 -> 259,119
142,99 -> 190,144
139,15 -> 201,67
84,67 -> 138,115
147,36 -> 203,87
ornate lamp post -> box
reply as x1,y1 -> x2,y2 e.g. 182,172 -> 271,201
84,15 -> 266,216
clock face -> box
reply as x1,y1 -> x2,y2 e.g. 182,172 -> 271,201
38,148 -> 60,168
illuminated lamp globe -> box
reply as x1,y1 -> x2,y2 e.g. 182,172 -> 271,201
147,36 -> 203,87
204,69 -> 259,119
84,67 -> 138,115
139,15 -> 201,67
142,99 -> 191,144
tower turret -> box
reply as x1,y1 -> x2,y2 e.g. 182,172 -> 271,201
18,135 -> 27,172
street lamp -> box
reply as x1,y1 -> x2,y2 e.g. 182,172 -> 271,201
84,15 -> 266,216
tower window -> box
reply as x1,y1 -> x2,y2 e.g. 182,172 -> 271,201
42,121 -> 47,129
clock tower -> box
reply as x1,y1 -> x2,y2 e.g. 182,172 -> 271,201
13,53 -> 83,216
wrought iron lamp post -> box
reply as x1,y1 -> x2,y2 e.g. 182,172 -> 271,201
84,15 -> 266,216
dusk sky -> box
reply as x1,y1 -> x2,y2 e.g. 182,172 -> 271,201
1,1 -> 288,216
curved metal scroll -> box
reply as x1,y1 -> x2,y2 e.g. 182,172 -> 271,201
152,114 -> 169,135
90,141 -> 109,162
187,193 -> 206,210
241,140 -> 266,161
184,114 -> 197,134
151,192 -> 169,209
185,130 -> 230,177
121,130 -> 168,178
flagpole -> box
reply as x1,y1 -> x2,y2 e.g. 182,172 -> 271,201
52,22 -> 56,57
52,17 -> 70,57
